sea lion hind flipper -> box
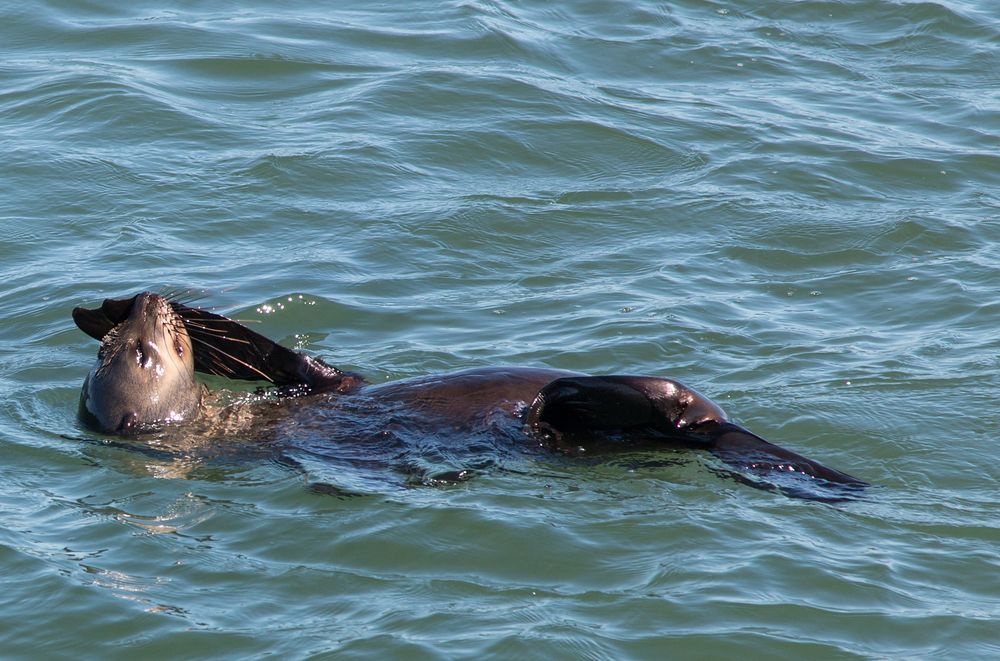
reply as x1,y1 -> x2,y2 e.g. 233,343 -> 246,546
527,375 -> 867,500
525,376 -> 662,435
525,375 -> 725,438
707,423 -> 868,500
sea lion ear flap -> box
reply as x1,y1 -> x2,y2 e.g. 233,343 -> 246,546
526,376 -> 661,436
72,295 -> 138,341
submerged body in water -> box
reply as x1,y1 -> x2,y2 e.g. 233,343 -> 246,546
72,292 -> 868,501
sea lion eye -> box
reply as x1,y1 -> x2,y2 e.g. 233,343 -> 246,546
174,339 -> 184,357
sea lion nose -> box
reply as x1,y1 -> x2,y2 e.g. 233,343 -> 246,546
134,338 -> 157,369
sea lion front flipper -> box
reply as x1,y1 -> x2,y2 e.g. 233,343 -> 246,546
526,375 -> 867,500
170,302 -> 362,392
74,293 -> 359,391
72,295 -> 140,341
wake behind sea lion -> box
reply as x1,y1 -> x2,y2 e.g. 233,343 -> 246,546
72,292 -> 868,501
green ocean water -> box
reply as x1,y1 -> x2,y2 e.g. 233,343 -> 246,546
2,0 -> 1000,658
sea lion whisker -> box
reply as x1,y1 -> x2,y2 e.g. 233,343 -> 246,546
194,348 -> 237,376
183,325 -> 254,345
159,287 -> 200,304
174,313 -> 264,327
184,322 -> 239,337
187,343 -> 243,378
176,292 -> 209,305
186,317 -> 262,325
187,336 -> 274,381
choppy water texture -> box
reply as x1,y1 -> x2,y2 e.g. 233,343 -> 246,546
2,0 -> 1000,658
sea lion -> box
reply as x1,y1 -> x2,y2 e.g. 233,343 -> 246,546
73,291 -> 868,500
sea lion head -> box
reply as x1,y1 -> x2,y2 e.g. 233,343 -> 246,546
73,292 -> 201,433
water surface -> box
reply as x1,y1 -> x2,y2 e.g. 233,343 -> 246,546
2,1 -> 1000,658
